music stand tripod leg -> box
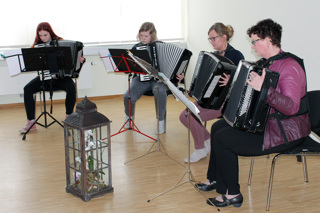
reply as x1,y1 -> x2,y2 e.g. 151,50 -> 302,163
147,109 -> 218,209
111,73 -> 156,141
22,74 -> 63,141
124,84 -> 184,167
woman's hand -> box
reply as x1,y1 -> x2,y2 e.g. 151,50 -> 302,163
219,73 -> 230,86
79,56 -> 86,63
247,68 -> 266,91
176,73 -> 185,83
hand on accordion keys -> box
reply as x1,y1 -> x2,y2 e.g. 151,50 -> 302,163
247,68 -> 266,91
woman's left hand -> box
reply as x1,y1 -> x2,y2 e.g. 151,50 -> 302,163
247,68 -> 266,91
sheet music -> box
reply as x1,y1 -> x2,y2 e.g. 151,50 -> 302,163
99,49 -> 118,72
160,73 -> 202,123
4,49 -> 25,76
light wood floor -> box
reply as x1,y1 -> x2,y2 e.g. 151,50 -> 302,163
1,95 -> 320,213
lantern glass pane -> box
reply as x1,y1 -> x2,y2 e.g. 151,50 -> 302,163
66,127 -> 82,189
84,127 -> 110,193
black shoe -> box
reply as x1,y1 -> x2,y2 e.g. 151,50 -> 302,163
196,181 -> 216,191
207,193 -> 243,208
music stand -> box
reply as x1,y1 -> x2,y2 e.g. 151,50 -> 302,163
20,47 -> 73,140
100,48 -> 156,141
127,51 -> 218,209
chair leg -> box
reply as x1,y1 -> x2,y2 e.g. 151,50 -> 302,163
302,155 -> 309,182
248,157 -> 254,186
266,154 -> 281,211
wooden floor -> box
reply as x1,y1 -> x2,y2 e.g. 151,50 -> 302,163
1,95 -> 320,213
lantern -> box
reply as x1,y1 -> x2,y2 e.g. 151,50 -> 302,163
63,96 -> 113,201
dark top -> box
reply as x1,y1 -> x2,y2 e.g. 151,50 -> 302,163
214,43 -> 244,66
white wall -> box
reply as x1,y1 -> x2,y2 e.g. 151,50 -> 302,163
1,0 -> 319,105
185,0 -> 320,92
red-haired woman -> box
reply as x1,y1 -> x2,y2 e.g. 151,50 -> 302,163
19,22 -> 84,133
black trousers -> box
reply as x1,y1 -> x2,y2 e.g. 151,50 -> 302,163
23,76 -> 76,120
207,119 -> 305,195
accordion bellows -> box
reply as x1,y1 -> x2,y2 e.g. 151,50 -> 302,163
136,41 -> 192,81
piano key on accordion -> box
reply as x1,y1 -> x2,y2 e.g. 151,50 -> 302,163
51,40 -> 84,78
137,41 -> 192,81
222,60 -> 279,134
188,51 -> 237,110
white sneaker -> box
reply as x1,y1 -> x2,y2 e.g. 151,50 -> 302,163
204,139 -> 211,154
184,148 -> 207,163
19,119 -> 36,133
124,115 -> 133,129
155,120 -> 165,134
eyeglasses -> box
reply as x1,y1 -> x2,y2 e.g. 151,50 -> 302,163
251,38 -> 261,45
208,35 -> 221,42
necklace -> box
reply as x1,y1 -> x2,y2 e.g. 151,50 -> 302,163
218,49 -> 226,55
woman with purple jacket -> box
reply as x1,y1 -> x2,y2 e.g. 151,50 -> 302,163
197,19 -> 311,208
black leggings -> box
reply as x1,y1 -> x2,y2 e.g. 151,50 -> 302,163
23,77 -> 76,120
207,119 -> 305,195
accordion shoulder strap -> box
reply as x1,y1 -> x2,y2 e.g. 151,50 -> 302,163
269,95 -> 309,144
266,52 -> 308,144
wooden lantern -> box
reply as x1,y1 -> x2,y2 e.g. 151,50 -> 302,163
63,96 -> 113,201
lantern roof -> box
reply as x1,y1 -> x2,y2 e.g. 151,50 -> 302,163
63,96 -> 110,128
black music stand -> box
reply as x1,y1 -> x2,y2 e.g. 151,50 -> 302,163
103,49 -> 156,141
21,47 -> 73,140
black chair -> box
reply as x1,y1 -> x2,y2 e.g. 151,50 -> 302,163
247,90 -> 320,211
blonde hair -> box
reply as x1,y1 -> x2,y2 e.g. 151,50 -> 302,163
208,23 -> 234,41
136,22 -> 158,42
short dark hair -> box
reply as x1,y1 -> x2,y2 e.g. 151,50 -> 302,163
247,19 -> 282,48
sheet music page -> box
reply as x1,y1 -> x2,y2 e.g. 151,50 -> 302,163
160,73 -> 202,123
99,49 -> 118,72
4,49 -> 25,76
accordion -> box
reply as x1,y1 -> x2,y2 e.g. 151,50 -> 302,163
222,60 -> 279,134
135,41 -> 192,81
51,40 -> 84,78
189,51 -> 237,109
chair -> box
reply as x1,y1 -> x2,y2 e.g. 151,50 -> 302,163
247,90 -> 320,211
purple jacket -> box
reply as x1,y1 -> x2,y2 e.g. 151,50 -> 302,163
263,53 -> 311,149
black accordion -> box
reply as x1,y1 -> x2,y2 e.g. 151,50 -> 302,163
189,51 -> 237,109
222,60 -> 279,134
50,40 -> 84,78
135,41 -> 192,81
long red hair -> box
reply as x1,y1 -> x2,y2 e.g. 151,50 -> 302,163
33,22 -> 63,46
